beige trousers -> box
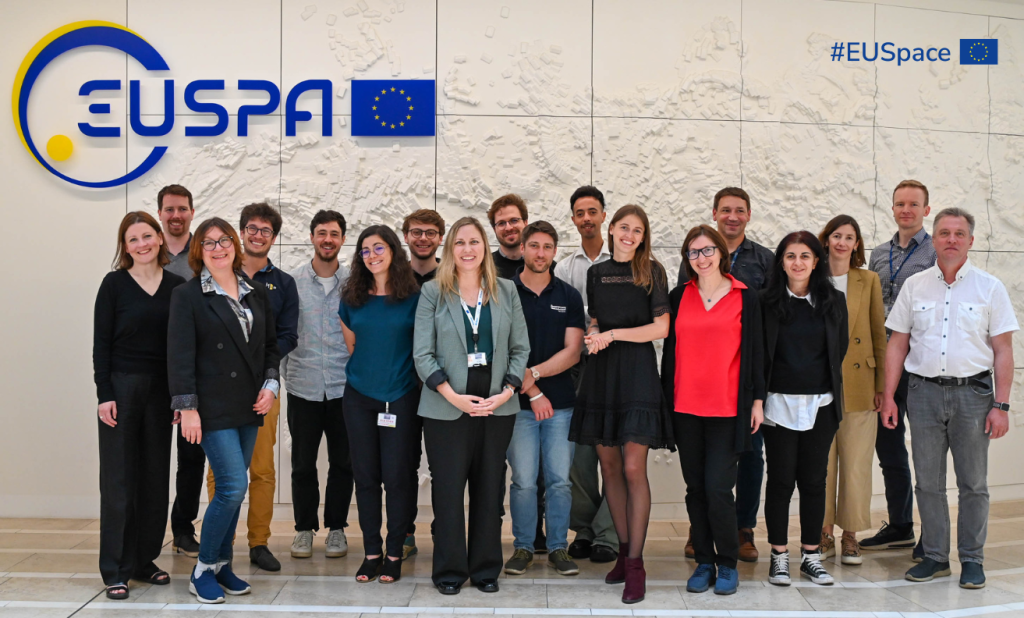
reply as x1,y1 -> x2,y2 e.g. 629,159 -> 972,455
824,410 -> 877,533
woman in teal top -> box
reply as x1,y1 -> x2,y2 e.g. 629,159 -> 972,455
339,225 -> 421,585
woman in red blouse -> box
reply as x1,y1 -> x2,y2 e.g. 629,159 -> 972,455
661,225 -> 766,596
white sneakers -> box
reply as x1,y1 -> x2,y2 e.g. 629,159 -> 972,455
291,529 -> 348,558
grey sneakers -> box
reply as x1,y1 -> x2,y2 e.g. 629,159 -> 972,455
291,530 -> 314,558
326,529 -> 348,558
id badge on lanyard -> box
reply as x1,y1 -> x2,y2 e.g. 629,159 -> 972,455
462,290 -> 487,367
377,401 -> 397,428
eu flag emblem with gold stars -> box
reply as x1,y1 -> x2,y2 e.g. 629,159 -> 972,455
352,80 -> 435,136
960,39 -> 998,65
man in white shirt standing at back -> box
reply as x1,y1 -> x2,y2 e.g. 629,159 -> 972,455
554,186 -> 619,564
882,207 -> 1018,590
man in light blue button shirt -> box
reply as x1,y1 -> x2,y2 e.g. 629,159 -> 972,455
283,210 -> 354,560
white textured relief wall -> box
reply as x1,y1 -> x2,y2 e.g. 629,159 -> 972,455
3,0 -> 1024,516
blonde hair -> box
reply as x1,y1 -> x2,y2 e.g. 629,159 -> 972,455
434,217 -> 500,303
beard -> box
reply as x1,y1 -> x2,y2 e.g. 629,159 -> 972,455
314,245 -> 339,263
526,261 -> 550,274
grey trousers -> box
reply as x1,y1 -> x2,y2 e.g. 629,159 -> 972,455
906,373 -> 994,564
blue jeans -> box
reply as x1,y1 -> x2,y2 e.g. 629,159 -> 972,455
198,423 -> 258,564
507,408 -> 575,553
735,428 -> 764,529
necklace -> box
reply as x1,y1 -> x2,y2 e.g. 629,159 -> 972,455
699,278 -> 728,303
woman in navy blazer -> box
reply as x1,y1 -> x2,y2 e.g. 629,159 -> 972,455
168,217 -> 280,605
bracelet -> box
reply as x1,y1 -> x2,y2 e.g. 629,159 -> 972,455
503,384 -> 517,394
529,392 -> 545,402
609,329 -> 615,341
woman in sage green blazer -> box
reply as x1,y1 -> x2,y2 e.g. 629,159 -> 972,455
413,216 -> 530,596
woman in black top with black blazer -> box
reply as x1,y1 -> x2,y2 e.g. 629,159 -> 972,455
167,218 -> 280,605
760,231 -> 848,588
93,212 -> 185,600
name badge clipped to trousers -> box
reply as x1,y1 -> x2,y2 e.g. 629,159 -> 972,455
377,402 -> 396,428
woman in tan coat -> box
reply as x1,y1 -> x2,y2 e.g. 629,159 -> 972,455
818,215 -> 886,565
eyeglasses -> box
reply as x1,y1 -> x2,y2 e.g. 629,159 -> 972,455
685,246 -> 718,260
494,218 -> 522,230
360,245 -> 387,259
408,228 -> 439,239
244,225 -> 275,238
201,237 -> 234,251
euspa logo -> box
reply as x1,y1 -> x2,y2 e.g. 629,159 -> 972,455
13,21 -> 334,189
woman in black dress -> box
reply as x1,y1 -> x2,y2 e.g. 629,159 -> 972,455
569,204 -> 673,604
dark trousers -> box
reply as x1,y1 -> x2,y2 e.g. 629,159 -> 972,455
287,393 -> 354,531
343,385 -> 422,558
170,427 -> 206,539
673,412 -> 740,568
762,404 -> 839,547
98,373 -> 173,585
735,428 -> 764,529
424,413 -> 516,586
875,370 -> 914,526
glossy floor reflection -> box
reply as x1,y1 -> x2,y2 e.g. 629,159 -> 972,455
3,502 -> 1024,616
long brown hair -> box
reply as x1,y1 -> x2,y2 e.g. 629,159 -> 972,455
342,225 -> 419,307
818,214 -> 866,268
188,218 -> 244,277
434,217 -> 500,303
113,211 -> 169,270
607,204 -> 665,292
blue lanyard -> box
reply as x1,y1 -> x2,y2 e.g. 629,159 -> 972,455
460,290 -> 483,352
888,241 -> 919,299
730,244 -> 742,269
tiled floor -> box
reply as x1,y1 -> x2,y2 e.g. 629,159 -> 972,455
3,504 -> 1024,617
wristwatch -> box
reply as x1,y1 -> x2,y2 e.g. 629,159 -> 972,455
995,402 -> 1011,412
530,367 -> 541,380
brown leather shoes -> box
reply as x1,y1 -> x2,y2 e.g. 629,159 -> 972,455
684,526 -> 695,560
738,528 -> 759,563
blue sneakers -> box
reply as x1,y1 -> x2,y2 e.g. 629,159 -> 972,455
215,563 -> 252,595
714,565 -> 738,595
686,563 -> 716,593
189,569 -> 225,604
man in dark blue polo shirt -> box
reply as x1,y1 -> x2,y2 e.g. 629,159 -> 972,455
504,221 -> 585,578
204,202 -> 299,572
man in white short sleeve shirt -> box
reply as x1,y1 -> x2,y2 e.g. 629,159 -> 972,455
881,207 -> 1018,590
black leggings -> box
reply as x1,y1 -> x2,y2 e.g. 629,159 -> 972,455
762,404 -> 839,547
343,385 -> 422,558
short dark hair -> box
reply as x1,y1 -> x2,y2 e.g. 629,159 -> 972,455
681,225 -> 730,281
569,185 -> 605,212
521,221 -> 559,247
488,194 -> 528,226
402,209 -> 446,235
157,184 -> 193,211
309,210 -> 347,236
239,203 -> 282,237
188,218 -> 244,277
713,187 -> 750,212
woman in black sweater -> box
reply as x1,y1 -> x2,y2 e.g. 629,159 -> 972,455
93,211 -> 185,599
168,218 -> 280,605
760,231 -> 848,588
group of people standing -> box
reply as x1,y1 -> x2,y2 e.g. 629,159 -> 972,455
93,178 -> 1016,605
